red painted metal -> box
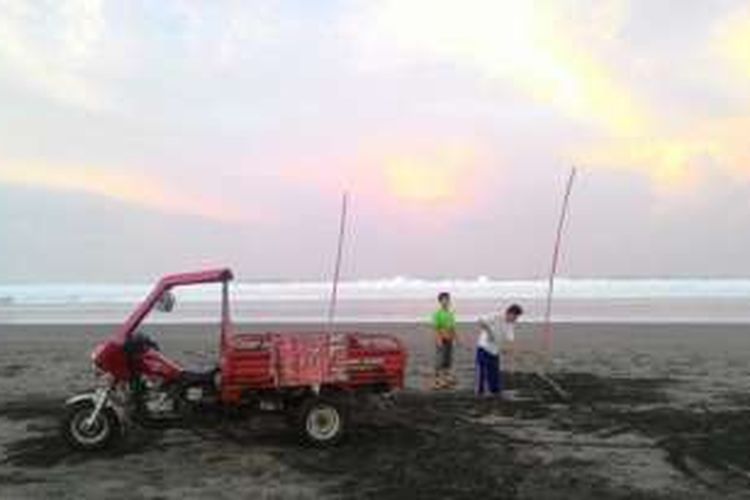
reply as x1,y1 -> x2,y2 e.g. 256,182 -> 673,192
92,337 -> 185,383
91,340 -> 130,380
92,268 -> 407,401
115,268 -> 233,344
220,332 -> 406,403
93,268 -> 234,382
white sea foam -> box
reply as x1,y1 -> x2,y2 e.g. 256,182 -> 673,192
2,278 -> 750,304
2,278 -> 750,324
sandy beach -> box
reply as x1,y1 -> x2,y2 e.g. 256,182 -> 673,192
7,0 -> 750,498
1,321 -> 749,499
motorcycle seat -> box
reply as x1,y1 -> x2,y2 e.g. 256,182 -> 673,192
179,367 -> 219,385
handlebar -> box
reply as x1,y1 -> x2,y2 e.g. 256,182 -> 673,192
124,331 -> 161,355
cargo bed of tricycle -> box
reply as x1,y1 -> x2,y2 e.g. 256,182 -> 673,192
220,332 -> 406,403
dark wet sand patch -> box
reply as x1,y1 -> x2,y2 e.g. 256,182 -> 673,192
275,374 -> 679,500
551,405 -> 750,478
522,371 -> 672,405
0,372 -> 745,499
0,363 -> 29,378
278,388 -> 695,500
0,395 -> 62,421
279,392 -> 525,500
0,471 -> 44,486
513,374 -> 750,486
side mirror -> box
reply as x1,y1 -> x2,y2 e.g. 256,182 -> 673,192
155,290 -> 176,313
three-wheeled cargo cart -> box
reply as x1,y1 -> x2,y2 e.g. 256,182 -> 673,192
61,268 -> 407,448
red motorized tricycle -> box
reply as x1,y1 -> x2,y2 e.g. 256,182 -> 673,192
61,269 -> 407,448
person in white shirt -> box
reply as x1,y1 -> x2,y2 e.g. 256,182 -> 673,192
476,304 -> 523,396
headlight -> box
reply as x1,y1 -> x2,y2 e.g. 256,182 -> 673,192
90,343 -> 104,362
92,364 -> 114,385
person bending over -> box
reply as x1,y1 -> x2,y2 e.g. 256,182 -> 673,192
476,304 -> 523,397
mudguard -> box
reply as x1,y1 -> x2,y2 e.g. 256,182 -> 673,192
64,391 -> 127,433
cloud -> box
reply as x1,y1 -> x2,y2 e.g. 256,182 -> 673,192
570,137 -> 711,191
715,5 -> 750,81
570,113 -> 750,193
280,137 -> 494,214
346,0 -> 647,136
0,0 -> 111,110
344,0 -> 750,193
0,162 -> 252,222
570,4 -> 750,190
213,2 -> 284,68
382,145 -> 482,204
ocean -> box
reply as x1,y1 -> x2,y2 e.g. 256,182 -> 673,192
1,278 -> 750,324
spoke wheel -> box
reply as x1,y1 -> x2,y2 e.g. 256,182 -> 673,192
61,400 -> 120,451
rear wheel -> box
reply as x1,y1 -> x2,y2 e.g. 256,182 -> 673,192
297,396 -> 348,446
61,400 -> 120,451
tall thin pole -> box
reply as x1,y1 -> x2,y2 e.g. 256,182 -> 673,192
327,191 -> 349,333
543,167 -> 577,353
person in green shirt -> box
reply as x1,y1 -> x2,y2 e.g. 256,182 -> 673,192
432,291 -> 457,389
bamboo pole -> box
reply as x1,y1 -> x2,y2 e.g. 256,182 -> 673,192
316,191 -> 350,392
542,166 -> 577,353
531,167 -> 577,401
327,191 -> 349,333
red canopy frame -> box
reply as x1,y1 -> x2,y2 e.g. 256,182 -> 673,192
114,268 -> 234,344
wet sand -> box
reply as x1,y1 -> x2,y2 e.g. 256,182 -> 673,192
2,322 -> 750,499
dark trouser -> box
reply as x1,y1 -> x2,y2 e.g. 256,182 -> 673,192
435,339 -> 454,373
476,347 -> 501,395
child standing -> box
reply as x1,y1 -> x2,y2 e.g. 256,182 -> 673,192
432,292 -> 457,389
476,304 -> 523,396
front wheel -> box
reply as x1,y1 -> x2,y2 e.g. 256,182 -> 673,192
61,399 -> 120,451
297,396 -> 348,446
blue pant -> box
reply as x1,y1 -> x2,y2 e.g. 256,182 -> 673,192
476,348 -> 501,395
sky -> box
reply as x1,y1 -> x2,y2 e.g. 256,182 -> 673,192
1,0 -> 750,282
